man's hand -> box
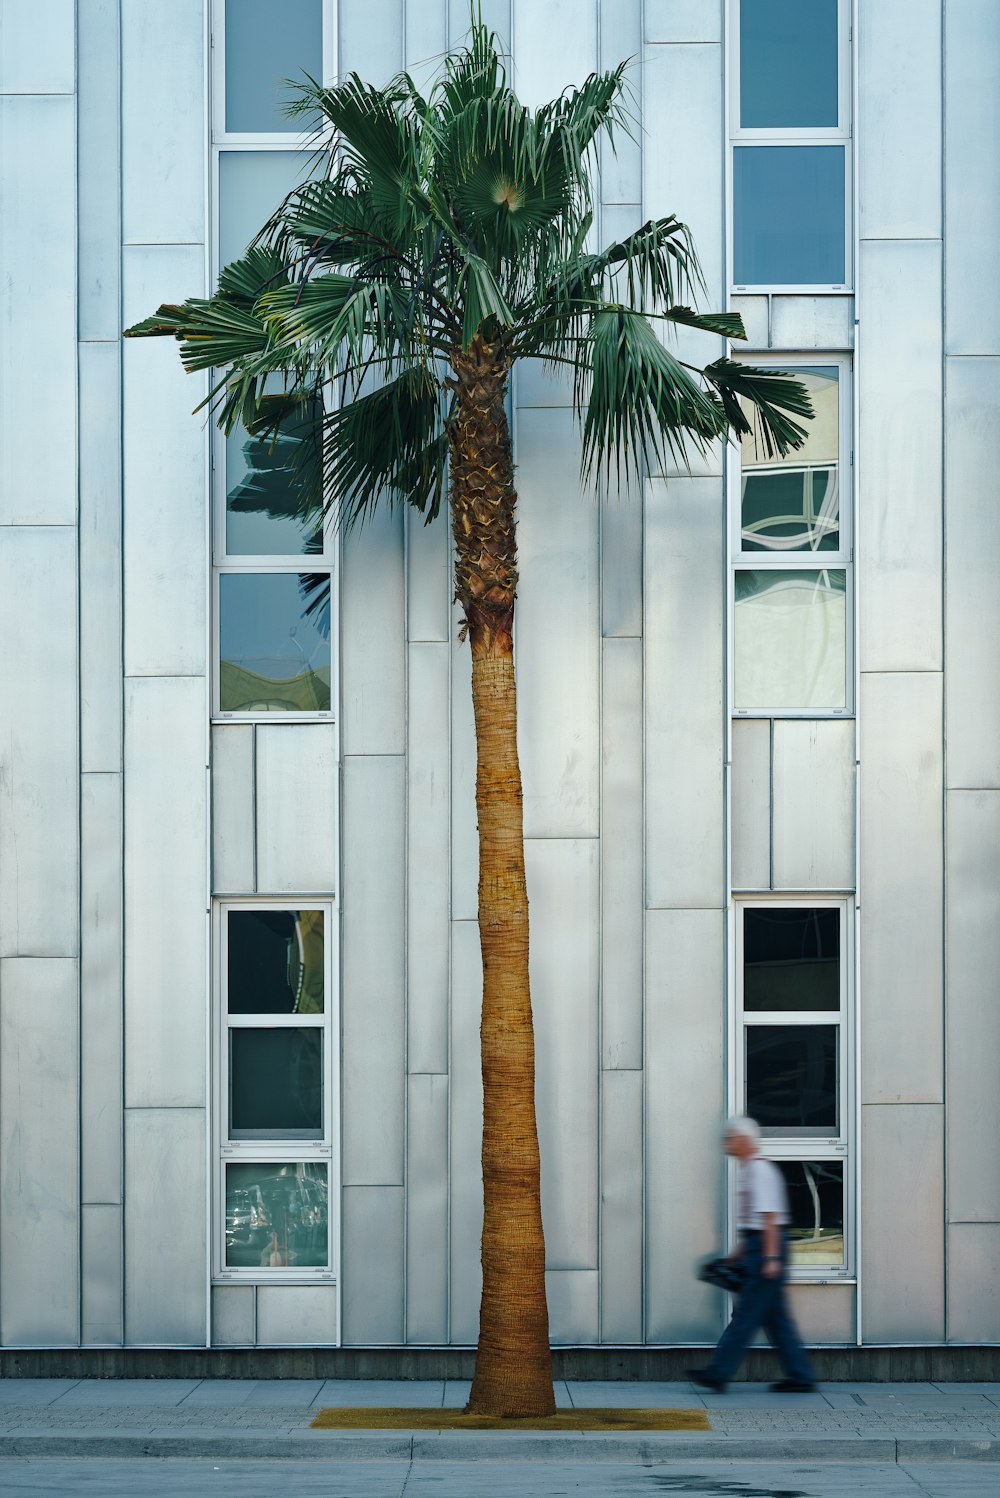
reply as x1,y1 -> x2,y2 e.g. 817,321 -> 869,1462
762,1256 -> 782,1280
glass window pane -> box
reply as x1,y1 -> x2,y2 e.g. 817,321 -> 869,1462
744,907 -> 840,1012
734,146 -> 845,286
741,367 -> 840,553
219,151 -> 311,268
229,1027 -> 323,1138
226,392 -> 323,557
734,568 -> 847,711
740,0 -> 839,129
746,1024 -> 839,1136
225,0 -> 323,134
225,1161 -> 328,1268
228,910 -> 324,1014
219,572 -> 331,713
776,1159 -> 845,1266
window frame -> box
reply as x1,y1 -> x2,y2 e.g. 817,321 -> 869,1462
213,899 -> 340,1285
727,0 -> 853,293
211,0 -> 336,147
732,896 -> 855,1283
728,352 -> 854,719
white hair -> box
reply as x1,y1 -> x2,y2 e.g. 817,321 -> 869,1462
724,1114 -> 760,1144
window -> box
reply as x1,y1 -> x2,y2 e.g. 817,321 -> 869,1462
215,904 -> 338,1279
730,357 -> 853,715
735,901 -> 852,1278
729,0 -> 851,290
212,2 -> 337,720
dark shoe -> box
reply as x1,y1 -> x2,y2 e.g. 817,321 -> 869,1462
770,1379 -> 817,1393
685,1367 -> 726,1392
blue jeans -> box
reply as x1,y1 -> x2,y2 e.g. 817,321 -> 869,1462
705,1230 -> 814,1385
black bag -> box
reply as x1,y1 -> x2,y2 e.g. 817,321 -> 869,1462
697,1254 -> 747,1294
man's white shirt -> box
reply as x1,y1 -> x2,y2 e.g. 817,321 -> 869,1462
737,1155 -> 790,1231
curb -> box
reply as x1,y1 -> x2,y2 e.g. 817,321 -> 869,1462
0,1432 -> 998,1462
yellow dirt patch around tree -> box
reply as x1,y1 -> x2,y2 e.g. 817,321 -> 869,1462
310,1407 -> 711,1432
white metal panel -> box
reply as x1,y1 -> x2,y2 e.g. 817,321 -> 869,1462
945,0 -> 1000,354
527,839 -> 599,1270
81,772 -> 123,1205
772,719 -> 855,890
731,296 -> 768,349
517,408 -> 601,839
405,0 -> 447,93
211,724 -> 255,894
407,643 -> 451,1074
601,638 -> 643,1068
947,1226 -> 1000,1343
944,357 -> 1000,788
255,724 -> 338,893
513,0 -> 597,110
858,0 -> 941,238
730,717 -> 771,891
341,1187 -> 404,1345
124,1107 -> 207,1345
450,0 -> 509,50
770,296 -> 854,351
599,0 -> 641,205
0,525 -> 79,956
82,1205 -> 123,1346
945,791 -> 1000,1222
121,0 -> 204,244
79,341 -> 122,772
785,1284 -> 855,1346
601,203 -> 643,251
211,1285 -> 255,1346
0,0 -> 75,91
858,241 -> 942,672
405,1073 -> 449,1343
339,0 -> 403,80
545,1269 -> 599,1345
599,1068 -> 643,1342
644,477 -> 725,909
645,910 -> 725,1343
644,1 -> 721,43
406,509 -> 450,643
122,245 -> 207,678
256,1286 -> 337,1346
448,920 -> 483,1342
124,676 -> 207,1108
0,958 -> 79,1346
341,756 -> 405,1185
861,1103 -> 944,1342
860,673 -> 943,1104
78,0 -> 121,341
515,360 -> 574,407
341,510 -> 406,755
0,96 -> 76,524
601,481 -> 644,640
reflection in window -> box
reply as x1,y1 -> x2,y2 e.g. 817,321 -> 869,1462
776,1159 -> 845,1265
219,151 -> 312,267
225,0 -> 323,134
740,0 -> 839,129
744,908 -> 840,1012
734,146 -> 845,285
226,402 -> 323,557
747,1025 -> 838,1136
229,1028 -> 323,1138
228,910 -> 324,1014
219,572 -> 331,712
741,368 -> 839,553
734,568 -> 846,711
225,1161 -> 328,1268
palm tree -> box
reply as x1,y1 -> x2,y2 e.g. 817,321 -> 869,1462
126,16 -> 810,1416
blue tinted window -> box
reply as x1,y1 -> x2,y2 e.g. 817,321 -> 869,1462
734,146 -> 845,285
225,0 -> 323,133
220,572 -> 331,712
740,0 -> 838,128
219,151 -> 311,268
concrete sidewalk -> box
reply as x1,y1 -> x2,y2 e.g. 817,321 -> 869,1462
0,1378 -> 998,1463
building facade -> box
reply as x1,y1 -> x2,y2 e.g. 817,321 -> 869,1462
0,0 -> 998,1354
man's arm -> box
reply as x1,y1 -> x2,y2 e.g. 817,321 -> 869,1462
761,1211 -> 782,1277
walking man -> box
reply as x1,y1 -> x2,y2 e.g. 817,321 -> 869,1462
687,1115 -> 816,1393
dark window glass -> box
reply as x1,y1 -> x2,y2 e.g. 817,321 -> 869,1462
229,1028 -> 323,1138
226,399 -> 324,557
228,910 -> 324,1014
225,1161 -> 328,1268
776,1159 -> 845,1265
225,0 -> 323,134
744,908 -> 840,1012
746,1024 -> 838,1136
740,0 -> 839,129
734,146 -> 846,286
219,572 -> 331,712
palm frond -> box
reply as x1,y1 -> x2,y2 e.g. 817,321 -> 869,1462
323,370 -> 450,527
702,359 -> 812,459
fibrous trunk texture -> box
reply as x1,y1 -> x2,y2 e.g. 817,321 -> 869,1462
449,337 -> 555,1418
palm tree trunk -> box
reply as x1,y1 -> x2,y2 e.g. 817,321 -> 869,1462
449,336 -> 555,1418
